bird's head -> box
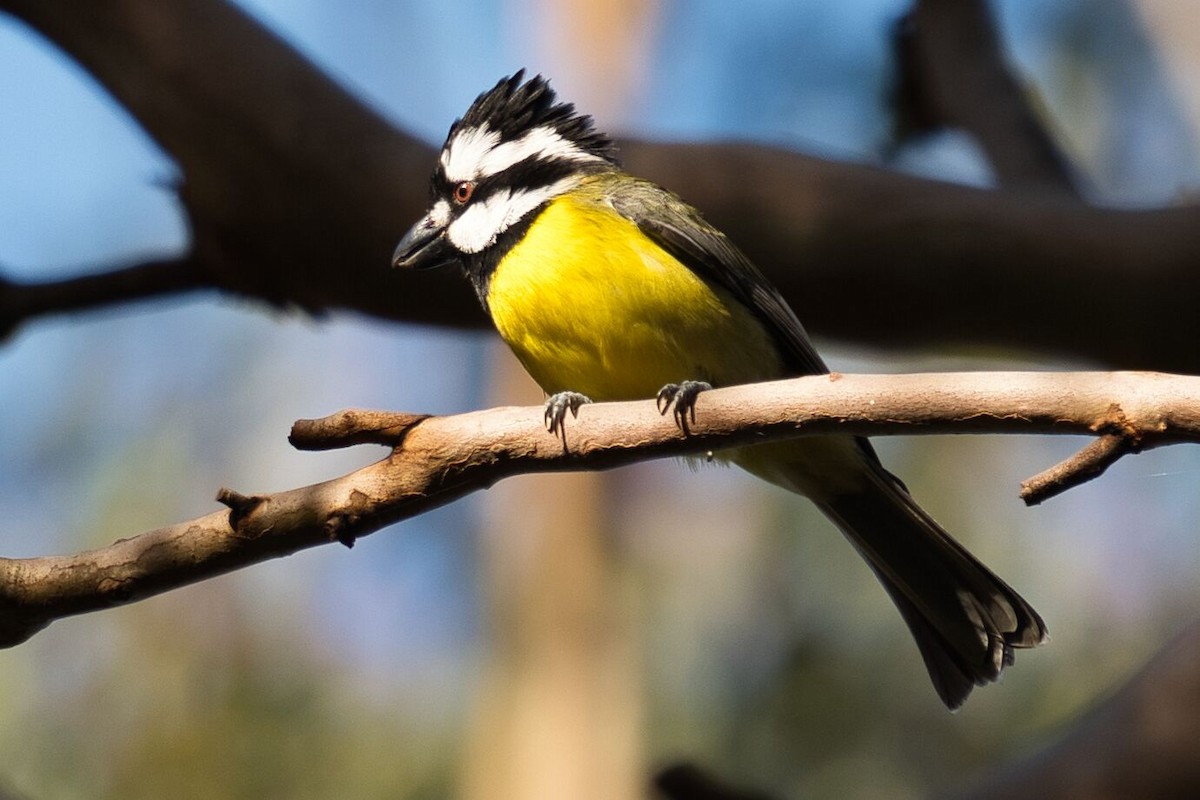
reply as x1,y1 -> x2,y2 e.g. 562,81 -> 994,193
392,71 -> 617,271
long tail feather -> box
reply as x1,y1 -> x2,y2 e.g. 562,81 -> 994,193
814,459 -> 1046,708
737,437 -> 1046,708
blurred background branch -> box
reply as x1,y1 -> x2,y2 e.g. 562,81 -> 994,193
2,0 -> 1200,368
892,0 -> 1079,196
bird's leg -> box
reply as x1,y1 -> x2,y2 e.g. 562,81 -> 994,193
543,391 -> 592,439
656,380 -> 712,434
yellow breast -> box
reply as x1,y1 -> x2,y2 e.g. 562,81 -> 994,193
485,184 -> 784,401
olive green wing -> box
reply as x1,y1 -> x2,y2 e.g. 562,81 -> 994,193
607,178 -> 828,377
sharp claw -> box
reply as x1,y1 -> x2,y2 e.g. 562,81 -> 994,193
543,391 -> 591,439
656,384 -> 679,415
656,380 -> 713,433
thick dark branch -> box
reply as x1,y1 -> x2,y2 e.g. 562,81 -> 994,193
1,0 -> 472,328
618,146 -> 1200,371
3,0 -> 1200,371
893,0 -> 1078,196
0,257 -> 210,339
1,370 -> 1197,648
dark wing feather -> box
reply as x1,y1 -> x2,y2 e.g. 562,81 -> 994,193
608,176 -> 891,467
608,179 -> 828,377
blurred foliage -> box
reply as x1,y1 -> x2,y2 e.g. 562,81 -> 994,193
1,599 -> 461,799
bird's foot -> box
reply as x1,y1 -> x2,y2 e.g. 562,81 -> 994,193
656,380 -> 712,433
544,391 -> 592,439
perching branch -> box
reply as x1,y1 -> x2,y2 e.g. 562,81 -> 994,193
0,370 -> 1197,649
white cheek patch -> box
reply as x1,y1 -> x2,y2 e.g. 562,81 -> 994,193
448,191 -> 510,254
442,125 -> 500,183
447,178 -> 575,254
428,199 -> 450,228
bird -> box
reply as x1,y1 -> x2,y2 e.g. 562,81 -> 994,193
392,71 -> 1046,708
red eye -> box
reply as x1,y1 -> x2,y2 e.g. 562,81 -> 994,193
453,181 -> 475,204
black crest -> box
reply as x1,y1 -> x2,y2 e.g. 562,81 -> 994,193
448,70 -> 618,164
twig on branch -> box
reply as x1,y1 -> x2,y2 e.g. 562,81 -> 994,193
214,488 -> 267,530
288,409 -> 430,450
0,370 -> 1197,648
1020,433 -> 1134,505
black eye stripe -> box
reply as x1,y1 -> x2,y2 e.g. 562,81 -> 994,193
433,166 -> 451,194
504,155 -> 583,188
434,154 -> 594,208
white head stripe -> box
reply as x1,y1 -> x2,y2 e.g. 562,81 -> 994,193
441,126 -> 500,182
446,177 -> 576,254
442,124 -> 604,183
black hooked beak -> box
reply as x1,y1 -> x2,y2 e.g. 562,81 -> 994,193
392,211 -> 456,270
